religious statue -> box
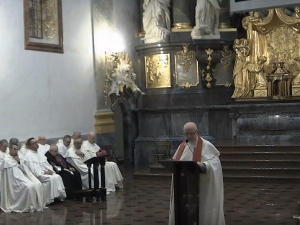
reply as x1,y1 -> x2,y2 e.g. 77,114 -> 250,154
108,61 -> 144,96
292,57 -> 300,85
231,38 -> 252,98
248,56 -> 268,88
108,70 -> 126,96
142,0 -> 171,44
191,0 -> 221,39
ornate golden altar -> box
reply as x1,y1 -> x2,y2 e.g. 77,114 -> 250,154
232,7 -> 300,100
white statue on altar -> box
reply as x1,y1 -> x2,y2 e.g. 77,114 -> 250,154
191,0 -> 221,39
142,0 -> 171,44
109,62 -> 144,96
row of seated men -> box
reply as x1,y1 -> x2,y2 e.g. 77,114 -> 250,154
0,131 -> 123,213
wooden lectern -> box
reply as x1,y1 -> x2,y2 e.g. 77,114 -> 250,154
73,156 -> 107,202
160,160 -> 206,225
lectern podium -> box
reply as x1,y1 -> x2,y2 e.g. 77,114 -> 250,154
160,160 -> 206,225
73,156 -> 107,202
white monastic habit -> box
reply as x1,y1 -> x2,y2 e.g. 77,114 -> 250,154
168,137 -> 225,225
81,140 -> 123,193
0,150 -> 7,160
24,149 -> 66,205
18,144 -> 27,164
57,138 -> 74,145
38,143 -> 50,155
0,154 -> 46,212
56,142 -> 69,158
65,146 -> 92,189
0,150 -> 7,199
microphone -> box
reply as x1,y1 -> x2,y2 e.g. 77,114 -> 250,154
185,139 -> 189,143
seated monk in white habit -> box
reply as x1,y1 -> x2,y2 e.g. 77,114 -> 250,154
37,135 -> 50,155
0,143 -> 46,212
0,139 -> 9,199
0,139 -> 8,155
57,135 -> 72,158
65,137 -> 93,189
24,138 -> 66,205
81,132 -> 123,193
57,131 -> 81,146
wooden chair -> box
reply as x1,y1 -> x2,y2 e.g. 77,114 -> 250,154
152,141 -> 172,164
100,145 -> 119,164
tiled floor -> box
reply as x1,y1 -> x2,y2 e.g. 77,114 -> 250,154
0,165 -> 299,225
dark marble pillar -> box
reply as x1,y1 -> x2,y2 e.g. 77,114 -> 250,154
219,0 -> 232,28
172,0 -> 193,30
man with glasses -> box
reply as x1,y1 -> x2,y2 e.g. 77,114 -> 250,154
169,121 -> 225,225
57,135 -> 72,158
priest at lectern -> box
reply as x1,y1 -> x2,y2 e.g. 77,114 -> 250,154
168,121 -> 225,225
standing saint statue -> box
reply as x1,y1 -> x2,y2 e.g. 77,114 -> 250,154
231,38 -> 252,98
142,0 -> 171,44
191,0 -> 221,39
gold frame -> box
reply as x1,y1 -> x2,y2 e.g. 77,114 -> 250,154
145,54 -> 171,89
23,0 -> 63,53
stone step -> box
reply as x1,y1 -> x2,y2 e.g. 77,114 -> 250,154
217,145 -> 300,153
223,167 -> 300,176
220,152 -> 300,160
221,159 -> 300,167
223,175 -> 300,183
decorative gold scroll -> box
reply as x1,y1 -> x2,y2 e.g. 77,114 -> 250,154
145,54 -> 171,89
175,45 -> 199,88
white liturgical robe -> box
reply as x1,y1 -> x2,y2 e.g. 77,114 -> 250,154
0,154 -> 46,212
56,142 -> 69,158
65,146 -> 93,189
38,143 -> 50,155
169,137 -> 225,225
81,141 -> 123,193
0,150 -> 7,199
18,144 -> 27,164
24,149 -> 66,205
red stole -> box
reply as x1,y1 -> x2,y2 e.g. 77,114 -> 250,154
175,137 -> 203,162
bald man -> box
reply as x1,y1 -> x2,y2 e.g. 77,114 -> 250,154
45,145 -> 82,198
169,122 -> 225,225
81,132 -> 123,193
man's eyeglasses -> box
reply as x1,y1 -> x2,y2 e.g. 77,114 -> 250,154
184,131 -> 197,136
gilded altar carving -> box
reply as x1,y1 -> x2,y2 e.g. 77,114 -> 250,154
232,7 -> 300,99
220,45 -> 232,71
145,54 -> 171,89
104,52 -> 144,105
175,45 -> 198,88
201,48 -> 214,88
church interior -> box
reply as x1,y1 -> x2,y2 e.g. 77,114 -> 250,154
1,0 -> 300,224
